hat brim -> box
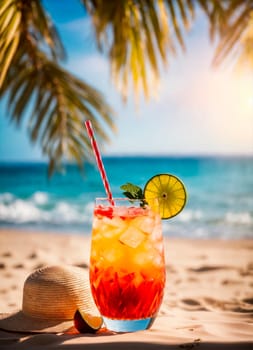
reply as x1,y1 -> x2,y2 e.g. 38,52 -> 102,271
0,311 -> 73,333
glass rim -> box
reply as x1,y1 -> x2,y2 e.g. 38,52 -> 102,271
94,198 -> 150,207
95,197 -> 142,200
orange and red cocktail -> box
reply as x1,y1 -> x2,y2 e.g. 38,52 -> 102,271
89,198 -> 166,332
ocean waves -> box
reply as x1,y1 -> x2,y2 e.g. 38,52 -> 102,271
163,208 -> 253,239
0,192 -> 93,232
0,157 -> 252,238
0,191 -> 252,238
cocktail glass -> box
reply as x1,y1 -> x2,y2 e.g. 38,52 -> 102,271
89,198 -> 166,332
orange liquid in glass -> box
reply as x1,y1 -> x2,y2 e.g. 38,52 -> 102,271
90,204 -> 166,320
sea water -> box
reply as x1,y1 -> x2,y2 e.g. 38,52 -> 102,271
0,156 -> 252,239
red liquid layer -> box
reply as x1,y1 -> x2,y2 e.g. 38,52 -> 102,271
90,266 -> 165,319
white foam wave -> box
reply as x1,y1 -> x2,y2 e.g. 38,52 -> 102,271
225,212 -> 252,225
31,192 -> 49,205
0,193 -> 252,238
0,199 -> 44,223
178,210 -> 203,222
0,198 -> 93,225
52,202 -> 83,223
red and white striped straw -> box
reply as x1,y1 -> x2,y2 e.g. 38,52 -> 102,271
85,120 -> 114,205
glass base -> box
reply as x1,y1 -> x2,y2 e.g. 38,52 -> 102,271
102,316 -> 155,332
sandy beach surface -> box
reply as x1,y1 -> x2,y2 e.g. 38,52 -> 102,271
0,229 -> 252,349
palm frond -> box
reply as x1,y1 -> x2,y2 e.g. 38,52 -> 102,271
28,0 -> 66,60
82,0 -> 195,100
212,0 -> 253,66
0,1 -> 21,87
0,0 -> 65,87
4,50 -> 114,176
0,0 -> 115,176
236,11 -> 253,69
176,0 -> 192,29
166,0 -> 185,50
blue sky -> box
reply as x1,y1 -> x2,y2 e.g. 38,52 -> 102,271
0,0 -> 252,161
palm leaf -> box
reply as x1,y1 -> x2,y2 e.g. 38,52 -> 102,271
0,3 -> 15,36
0,0 -> 14,17
236,12 -> 253,69
26,56 -> 114,175
185,0 -> 195,18
0,2 -> 21,87
166,0 -> 185,50
212,0 -> 253,66
177,0 -> 192,29
82,0 -> 253,99
29,0 -> 66,60
11,75 -> 37,124
0,0 -> 65,90
0,0 -> 115,176
30,95 -> 55,141
82,0 -> 195,100
0,34 -> 20,87
145,1 -> 169,59
138,2 -> 159,74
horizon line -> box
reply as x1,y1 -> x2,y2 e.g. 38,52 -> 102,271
0,153 -> 252,164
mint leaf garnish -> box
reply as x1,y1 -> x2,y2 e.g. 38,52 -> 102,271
120,183 -> 143,199
120,183 -> 147,207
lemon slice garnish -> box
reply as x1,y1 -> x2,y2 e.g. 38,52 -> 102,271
144,174 -> 187,219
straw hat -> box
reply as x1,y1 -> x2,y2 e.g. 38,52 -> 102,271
0,265 -> 99,333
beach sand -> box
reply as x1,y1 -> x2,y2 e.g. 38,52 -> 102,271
0,229 -> 252,349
